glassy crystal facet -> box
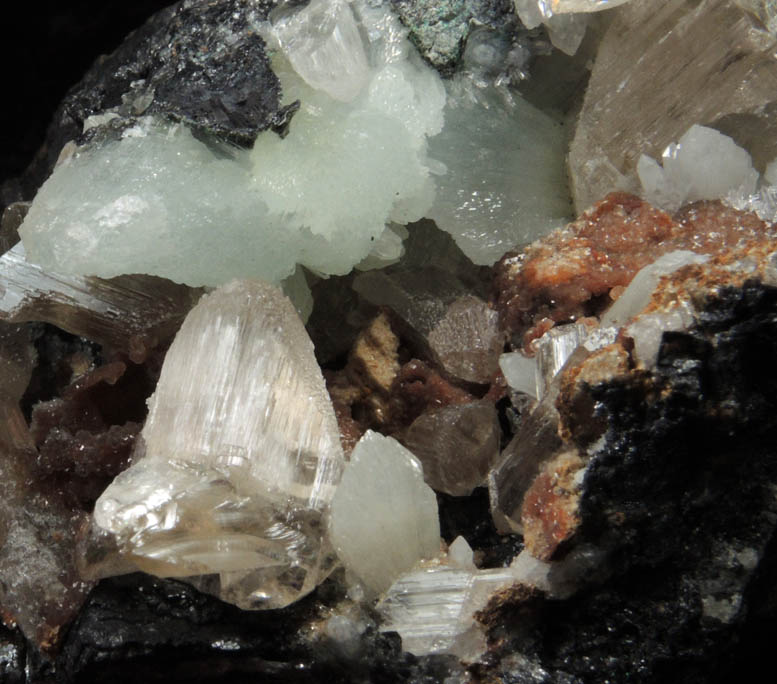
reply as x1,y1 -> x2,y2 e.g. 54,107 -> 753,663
92,280 -> 345,609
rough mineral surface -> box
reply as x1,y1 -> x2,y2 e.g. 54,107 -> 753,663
329,430 -> 440,594
389,0 -> 519,73
0,324 -> 95,650
568,0 -> 777,212
92,280 -> 345,610
476,242 -> 777,683
495,192 -> 777,349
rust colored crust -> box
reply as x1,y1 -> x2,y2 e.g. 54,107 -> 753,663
521,451 -> 585,561
494,193 -> 773,351
474,582 -> 542,631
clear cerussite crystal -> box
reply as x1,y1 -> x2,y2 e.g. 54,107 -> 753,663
92,280 -> 345,610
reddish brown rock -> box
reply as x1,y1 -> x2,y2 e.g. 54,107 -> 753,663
494,193 -> 776,350
29,357 -> 157,508
521,450 -> 585,561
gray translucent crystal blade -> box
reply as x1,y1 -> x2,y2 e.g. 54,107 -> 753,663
569,0 -> 777,212
0,243 -> 202,361
92,280 -> 345,610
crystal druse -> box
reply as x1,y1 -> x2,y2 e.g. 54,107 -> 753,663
4,0 -> 777,682
17,0 -> 571,284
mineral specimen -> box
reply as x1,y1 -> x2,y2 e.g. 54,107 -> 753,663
568,0 -> 777,212
329,430 -> 440,594
0,324 -> 95,649
91,280 -> 345,609
0,243 -> 202,362
402,400 -> 500,496
6,0 -> 777,681
19,0 -> 445,286
495,192 -> 777,350
637,125 -> 759,213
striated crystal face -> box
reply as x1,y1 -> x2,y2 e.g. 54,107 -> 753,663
568,0 -> 777,212
92,280 -> 345,609
329,430 -> 440,594
0,243 -> 201,361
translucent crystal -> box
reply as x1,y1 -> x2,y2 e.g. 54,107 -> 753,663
601,251 -> 710,329
569,0 -> 777,212
19,1 -> 445,287
533,322 -> 594,399
268,0 -> 369,102
489,374 -> 565,535
499,351 -> 538,399
329,430 -> 440,594
499,322 -> 600,400
379,548 -> 551,659
515,2 -> 589,54
0,243 -> 201,361
637,125 -> 759,213
92,280 -> 345,610
353,239 -> 500,384
402,401 -> 500,496
426,295 -> 504,384
545,0 -> 634,12
427,86 -> 571,265
544,13 -> 589,56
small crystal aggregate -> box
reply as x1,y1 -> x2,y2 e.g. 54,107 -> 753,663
3,0 -> 777,681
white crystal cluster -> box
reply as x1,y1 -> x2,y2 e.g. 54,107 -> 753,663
93,280 -> 345,609
637,125 -> 760,213
514,0 -> 633,55
637,122 -> 777,223
19,0 -> 575,284
19,0 -> 445,286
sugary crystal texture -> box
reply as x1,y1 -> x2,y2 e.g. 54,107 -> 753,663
92,280 -> 345,610
329,430 -> 440,594
19,1 -> 445,287
0,324 -> 94,649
